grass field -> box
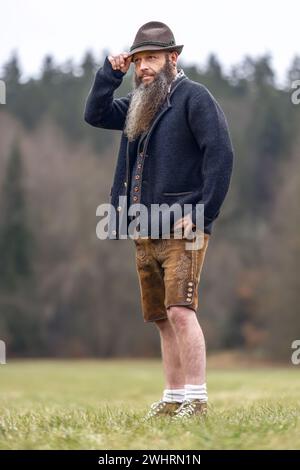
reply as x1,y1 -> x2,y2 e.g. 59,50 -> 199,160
0,360 -> 299,450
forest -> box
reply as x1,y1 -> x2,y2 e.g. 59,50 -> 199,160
0,50 -> 299,360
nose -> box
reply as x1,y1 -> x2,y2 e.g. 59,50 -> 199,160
140,60 -> 149,72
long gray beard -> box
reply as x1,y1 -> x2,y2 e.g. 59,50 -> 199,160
124,58 -> 175,142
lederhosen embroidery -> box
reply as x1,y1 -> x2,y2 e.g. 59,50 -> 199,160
173,251 -> 192,299
152,239 -> 169,261
135,242 -> 149,268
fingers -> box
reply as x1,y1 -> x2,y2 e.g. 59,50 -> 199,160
184,223 -> 193,239
173,218 -> 186,237
108,53 -> 131,72
174,217 -> 185,229
173,216 -> 194,239
120,54 -> 131,72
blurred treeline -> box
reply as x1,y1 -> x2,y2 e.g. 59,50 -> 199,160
0,50 -> 300,360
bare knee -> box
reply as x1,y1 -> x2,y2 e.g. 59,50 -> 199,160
167,306 -> 196,329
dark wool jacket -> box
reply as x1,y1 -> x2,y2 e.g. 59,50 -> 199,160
84,56 -> 234,238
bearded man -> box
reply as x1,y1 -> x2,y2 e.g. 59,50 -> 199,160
84,21 -> 234,421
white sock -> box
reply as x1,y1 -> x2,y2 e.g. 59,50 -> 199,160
185,383 -> 208,402
163,388 -> 185,403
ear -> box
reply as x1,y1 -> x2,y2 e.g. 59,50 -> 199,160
170,51 -> 179,65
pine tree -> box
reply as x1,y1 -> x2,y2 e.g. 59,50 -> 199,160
0,141 -> 34,290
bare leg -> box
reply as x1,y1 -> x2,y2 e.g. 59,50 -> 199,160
167,306 -> 206,384
155,318 -> 185,389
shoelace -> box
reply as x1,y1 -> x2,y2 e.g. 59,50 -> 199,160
145,400 -> 165,417
174,400 -> 196,418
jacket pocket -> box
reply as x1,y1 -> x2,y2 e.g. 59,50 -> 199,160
163,191 -> 193,196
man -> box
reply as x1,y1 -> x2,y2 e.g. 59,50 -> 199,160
84,21 -> 234,420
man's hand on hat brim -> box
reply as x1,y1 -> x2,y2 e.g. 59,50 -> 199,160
108,53 -> 132,73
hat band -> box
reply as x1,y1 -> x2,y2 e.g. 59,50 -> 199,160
130,39 -> 176,51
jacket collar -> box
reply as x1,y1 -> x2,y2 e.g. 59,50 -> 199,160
168,68 -> 187,93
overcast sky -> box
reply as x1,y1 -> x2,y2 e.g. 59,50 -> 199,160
1,0 -> 299,85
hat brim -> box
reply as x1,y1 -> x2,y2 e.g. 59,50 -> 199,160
128,44 -> 184,61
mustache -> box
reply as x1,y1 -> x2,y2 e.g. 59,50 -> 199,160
135,72 -> 155,86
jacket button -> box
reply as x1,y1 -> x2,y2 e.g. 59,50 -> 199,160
133,196 -> 138,202
124,182 -> 127,187
117,206 -> 122,211
134,186 -> 139,192
135,175 -> 140,180
187,293 -> 193,297
137,164 -> 142,169
186,298 -> 192,302
188,287 -> 193,292
112,230 -> 117,235
188,282 -> 193,286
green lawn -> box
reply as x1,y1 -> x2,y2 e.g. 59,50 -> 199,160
0,360 -> 299,450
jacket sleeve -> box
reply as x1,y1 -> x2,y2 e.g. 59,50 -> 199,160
187,85 -> 234,228
84,56 -> 132,130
